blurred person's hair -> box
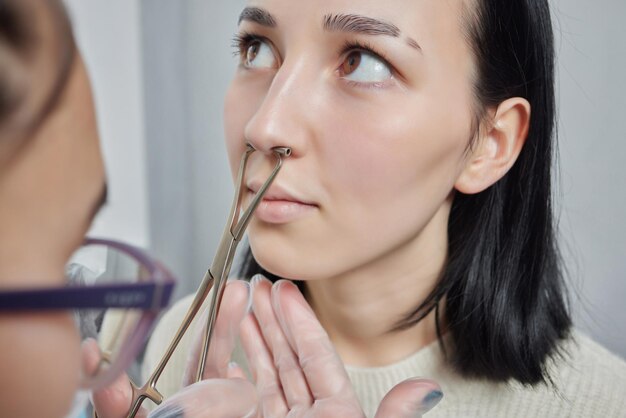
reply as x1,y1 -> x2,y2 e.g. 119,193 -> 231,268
0,0 -> 75,151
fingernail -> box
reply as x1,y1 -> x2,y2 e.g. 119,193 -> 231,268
271,280 -> 283,312
420,390 -> 443,413
242,280 -> 253,314
272,280 -> 299,314
149,403 -> 185,418
279,280 -> 313,313
271,281 -> 287,330
249,275 -> 266,315
250,274 -> 266,288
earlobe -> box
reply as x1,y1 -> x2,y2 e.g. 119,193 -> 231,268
455,97 -> 531,194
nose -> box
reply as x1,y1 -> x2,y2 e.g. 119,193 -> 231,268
244,61 -> 313,158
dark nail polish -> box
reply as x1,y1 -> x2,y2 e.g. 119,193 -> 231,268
420,390 -> 443,413
149,404 -> 185,418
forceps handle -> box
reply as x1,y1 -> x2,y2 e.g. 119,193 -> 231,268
121,270 -> 215,417
194,146 -> 290,382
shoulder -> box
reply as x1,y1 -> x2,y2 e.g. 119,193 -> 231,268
547,330 -> 626,409
560,330 -> 626,379
513,330 -> 626,417
147,293 -> 198,357
504,331 -> 626,417
150,293 -> 197,346
141,287 -> 251,399
430,331 -> 626,417
142,293 -> 200,399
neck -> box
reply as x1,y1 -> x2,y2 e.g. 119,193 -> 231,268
304,205 -> 449,367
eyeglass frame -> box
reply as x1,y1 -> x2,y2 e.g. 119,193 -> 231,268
0,237 -> 176,390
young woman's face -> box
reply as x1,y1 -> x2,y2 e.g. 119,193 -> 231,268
224,0 -> 477,280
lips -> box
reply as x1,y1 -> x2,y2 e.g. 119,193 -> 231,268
246,181 -> 318,224
247,180 -> 316,205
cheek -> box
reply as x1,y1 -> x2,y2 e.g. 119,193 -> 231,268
0,314 -> 81,418
0,111 -> 105,272
321,94 -> 472,216
50,106 -> 105,257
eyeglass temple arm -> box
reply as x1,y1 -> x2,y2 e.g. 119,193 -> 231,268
122,146 -> 290,417
195,145 -> 290,382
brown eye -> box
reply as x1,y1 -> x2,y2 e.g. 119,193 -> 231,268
245,41 -> 261,66
240,39 -> 277,69
342,51 -> 362,76
340,50 -> 392,83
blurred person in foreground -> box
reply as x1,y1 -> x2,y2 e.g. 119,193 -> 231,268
0,1 -> 258,416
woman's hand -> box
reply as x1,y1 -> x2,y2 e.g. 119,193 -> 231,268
241,276 -> 443,417
92,280 -> 257,418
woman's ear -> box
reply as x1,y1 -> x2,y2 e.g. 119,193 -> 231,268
455,97 -> 531,194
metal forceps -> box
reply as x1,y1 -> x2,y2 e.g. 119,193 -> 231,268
121,145 -> 291,417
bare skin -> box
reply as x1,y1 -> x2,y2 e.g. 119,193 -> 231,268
0,50 -> 105,418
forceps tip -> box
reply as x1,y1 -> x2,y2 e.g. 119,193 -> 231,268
272,146 -> 292,157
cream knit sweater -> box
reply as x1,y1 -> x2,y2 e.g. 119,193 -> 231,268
143,293 -> 626,417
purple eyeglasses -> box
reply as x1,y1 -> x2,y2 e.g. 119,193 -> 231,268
0,237 -> 175,390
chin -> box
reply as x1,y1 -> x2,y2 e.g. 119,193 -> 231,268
250,242 -> 303,281
247,221 -> 350,282
248,238 -> 329,283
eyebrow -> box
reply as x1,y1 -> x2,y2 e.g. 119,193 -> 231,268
324,13 -> 422,52
323,14 -> 400,37
237,8 -> 422,53
238,7 -> 277,27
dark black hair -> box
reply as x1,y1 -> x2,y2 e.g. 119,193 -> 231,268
0,0 -> 75,141
239,0 -> 570,385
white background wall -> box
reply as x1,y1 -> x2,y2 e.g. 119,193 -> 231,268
553,0 -> 626,358
65,1 -> 625,359
64,0 -> 149,247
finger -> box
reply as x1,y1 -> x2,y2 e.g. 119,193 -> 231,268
226,361 -> 247,380
147,378 -> 258,418
272,280 -> 358,404
83,340 -> 147,418
240,312 -> 289,417
374,379 -> 443,418
201,280 -> 250,379
251,276 -> 313,409
183,280 -> 250,385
